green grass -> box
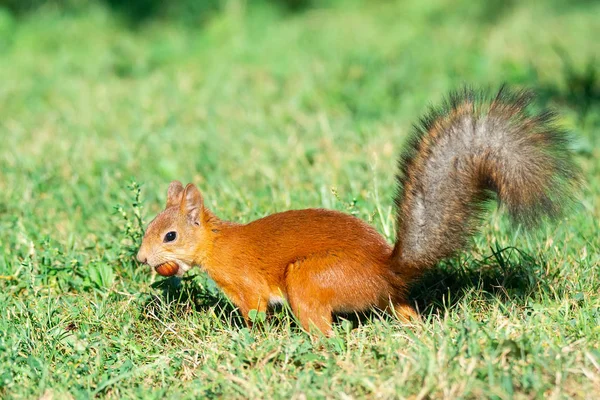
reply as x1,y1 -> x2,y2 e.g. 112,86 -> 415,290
1,0 -> 599,398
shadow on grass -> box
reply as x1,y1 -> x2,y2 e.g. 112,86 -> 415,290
410,245 -> 551,317
337,246 -> 550,329
139,274 -> 246,329
139,246 -> 550,331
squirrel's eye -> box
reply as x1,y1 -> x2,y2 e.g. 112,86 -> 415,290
164,231 -> 177,243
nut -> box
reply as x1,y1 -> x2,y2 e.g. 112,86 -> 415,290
155,261 -> 179,276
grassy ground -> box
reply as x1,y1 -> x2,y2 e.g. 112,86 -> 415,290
0,0 -> 599,398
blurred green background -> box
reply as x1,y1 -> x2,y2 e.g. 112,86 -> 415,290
0,0 -> 598,398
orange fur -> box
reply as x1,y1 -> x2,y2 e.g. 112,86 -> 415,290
222,210 -> 418,334
137,183 -> 415,335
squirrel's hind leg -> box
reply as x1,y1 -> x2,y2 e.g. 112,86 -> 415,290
393,302 -> 420,323
288,294 -> 334,336
285,260 -> 334,336
377,296 -> 420,323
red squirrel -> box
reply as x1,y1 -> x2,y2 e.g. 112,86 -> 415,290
136,87 -> 579,335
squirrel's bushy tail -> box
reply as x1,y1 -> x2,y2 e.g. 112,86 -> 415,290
391,86 -> 580,279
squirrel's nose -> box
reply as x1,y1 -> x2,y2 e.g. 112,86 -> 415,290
136,250 -> 147,264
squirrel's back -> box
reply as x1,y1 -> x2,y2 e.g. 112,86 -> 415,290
213,209 -> 393,274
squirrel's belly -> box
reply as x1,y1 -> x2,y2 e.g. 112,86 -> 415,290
268,294 -> 286,306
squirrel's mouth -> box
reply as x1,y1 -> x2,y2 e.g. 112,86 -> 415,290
154,261 -> 179,277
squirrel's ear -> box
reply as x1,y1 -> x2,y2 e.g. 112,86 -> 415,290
181,183 -> 203,225
166,180 -> 185,208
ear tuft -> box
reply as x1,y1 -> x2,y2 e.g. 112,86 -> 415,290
181,183 -> 203,224
166,180 -> 184,208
